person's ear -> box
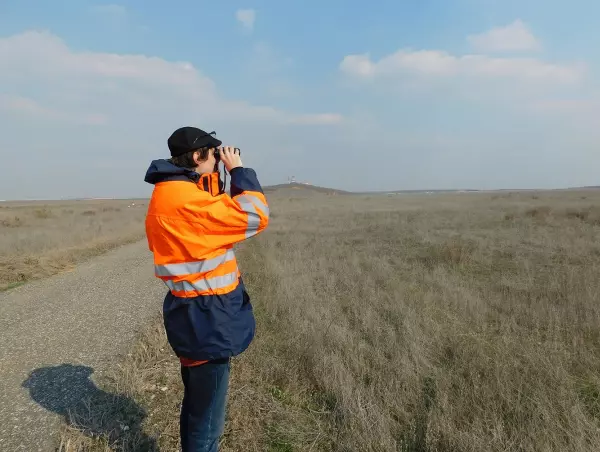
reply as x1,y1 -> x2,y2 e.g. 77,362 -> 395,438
192,150 -> 201,166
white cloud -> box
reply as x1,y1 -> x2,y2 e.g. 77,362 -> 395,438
340,50 -> 584,84
0,30 -> 339,126
90,4 -> 127,20
336,32 -> 599,190
236,9 -> 256,32
0,94 -> 107,125
0,30 -> 345,199
527,96 -> 600,132
468,19 -> 540,53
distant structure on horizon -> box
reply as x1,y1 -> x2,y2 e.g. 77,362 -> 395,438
286,175 -> 313,185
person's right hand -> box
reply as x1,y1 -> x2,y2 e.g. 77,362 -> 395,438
219,146 -> 243,172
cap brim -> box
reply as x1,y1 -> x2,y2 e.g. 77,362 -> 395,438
208,136 -> 222,148
196,135 -> 222,149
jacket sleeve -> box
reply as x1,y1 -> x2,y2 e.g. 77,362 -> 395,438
185,167 -> 270,249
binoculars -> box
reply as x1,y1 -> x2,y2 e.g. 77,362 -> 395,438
213,147 -> 241,159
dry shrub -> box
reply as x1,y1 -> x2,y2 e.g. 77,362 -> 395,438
0,216 -> 24,228
33,207 -> 53,219
415,237 -> 477,268
564,206 -> 600,226
567,209 -> 588,221
525,205 -> 552,219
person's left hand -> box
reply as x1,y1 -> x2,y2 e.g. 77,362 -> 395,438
219,146 -> 243,172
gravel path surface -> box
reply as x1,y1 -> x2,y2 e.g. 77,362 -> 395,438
0,240 -> 166,451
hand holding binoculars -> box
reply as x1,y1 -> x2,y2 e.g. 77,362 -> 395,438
214,146 -> 243,173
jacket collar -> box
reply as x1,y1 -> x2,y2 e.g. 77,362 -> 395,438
144,159 -> 223,195
197,172 -> 223,195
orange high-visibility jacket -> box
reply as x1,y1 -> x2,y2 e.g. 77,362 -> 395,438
144,159 -> 269,362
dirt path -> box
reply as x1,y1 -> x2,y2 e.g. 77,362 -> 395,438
0,241 -> 166,451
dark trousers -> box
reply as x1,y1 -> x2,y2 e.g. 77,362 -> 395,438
180,358 -> 230,452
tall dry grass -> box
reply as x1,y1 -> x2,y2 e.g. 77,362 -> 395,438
58,189 -> 600,451
0,200 -> 146,290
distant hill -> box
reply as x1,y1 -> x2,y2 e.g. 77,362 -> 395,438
264,183 -> 349,196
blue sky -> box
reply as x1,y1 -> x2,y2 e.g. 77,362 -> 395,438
0,0 -> 599,199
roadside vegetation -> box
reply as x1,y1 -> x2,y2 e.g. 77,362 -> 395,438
57,189 -> 600,451
0,200 -> 146,291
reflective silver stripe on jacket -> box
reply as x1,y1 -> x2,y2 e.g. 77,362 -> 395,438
164,270 -> 239,293
236,194 -> 269,238
155,249 -> 236,277
237,194 -> 269,217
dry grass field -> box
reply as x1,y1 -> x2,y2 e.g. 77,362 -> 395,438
55,188 -> 600,451
0,199 -> 147,291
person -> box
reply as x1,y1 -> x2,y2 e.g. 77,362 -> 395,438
143,126 -> 270,451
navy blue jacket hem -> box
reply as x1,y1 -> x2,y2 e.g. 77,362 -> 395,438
161,279 -> 256,362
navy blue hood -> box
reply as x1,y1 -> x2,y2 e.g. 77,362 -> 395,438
144,159 -> 200,184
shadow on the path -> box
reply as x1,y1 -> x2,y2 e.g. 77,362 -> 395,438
22,364 -> 157,451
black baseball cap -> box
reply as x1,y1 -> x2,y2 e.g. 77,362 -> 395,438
167,126 -> 222,157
